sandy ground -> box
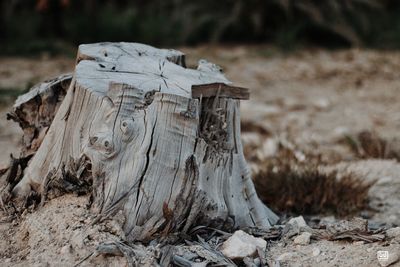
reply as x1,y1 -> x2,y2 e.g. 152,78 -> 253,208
1,46 -> 400,266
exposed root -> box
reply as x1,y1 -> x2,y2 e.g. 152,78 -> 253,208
0,154 -> 33,213
1,155 -> 92,213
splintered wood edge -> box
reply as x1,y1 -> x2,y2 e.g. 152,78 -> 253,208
191,83 -> 250,100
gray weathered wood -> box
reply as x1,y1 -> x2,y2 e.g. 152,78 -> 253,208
10,42 -> 278,241
7,73 -> 72,157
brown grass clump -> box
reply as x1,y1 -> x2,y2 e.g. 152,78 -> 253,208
254,163 -> 375,217
343,131 -> 400,161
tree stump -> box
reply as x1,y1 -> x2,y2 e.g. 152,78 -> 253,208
9,42 -> 278,242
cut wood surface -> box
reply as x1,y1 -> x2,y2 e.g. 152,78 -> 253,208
7,42 -> 278,242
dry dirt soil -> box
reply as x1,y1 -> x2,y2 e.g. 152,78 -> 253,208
1,46 -> 400,266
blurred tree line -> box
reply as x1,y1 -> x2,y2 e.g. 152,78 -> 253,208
1,0 -> 400,55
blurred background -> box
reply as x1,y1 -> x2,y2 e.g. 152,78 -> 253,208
2,0 -> 400,55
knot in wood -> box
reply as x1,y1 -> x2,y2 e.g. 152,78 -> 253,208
88,132 -> 116,158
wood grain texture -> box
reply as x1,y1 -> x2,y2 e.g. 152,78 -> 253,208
10,42 -> 278,241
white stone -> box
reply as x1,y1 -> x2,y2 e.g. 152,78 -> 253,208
220,230 -> 267,259
293,232 -> 312,245
287,216 -> 308,229
312,247 -> 320,257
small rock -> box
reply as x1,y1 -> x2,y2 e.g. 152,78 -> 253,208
293,232 -> 311,245
287,216 -> 308,229
4,258 -> 11,263
386,227 -> 400,238
312,247 -> 320,257
60,244 -> 72,255
353,241 -> 365,245
284,216 -> 311,238
220,230 -> 266,260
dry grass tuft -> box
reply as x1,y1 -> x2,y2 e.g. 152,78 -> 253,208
342,131 -> 400,161
254,163 -> 375,217
241,122 -> 377,217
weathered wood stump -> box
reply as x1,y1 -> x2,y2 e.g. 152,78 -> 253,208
9,43 -> 278,242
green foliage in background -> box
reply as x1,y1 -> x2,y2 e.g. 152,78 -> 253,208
1,0 -> 400,55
